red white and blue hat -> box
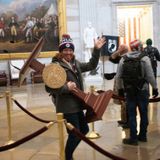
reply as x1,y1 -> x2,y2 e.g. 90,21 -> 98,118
59,34 -> 75,52
130,39 -> 142,51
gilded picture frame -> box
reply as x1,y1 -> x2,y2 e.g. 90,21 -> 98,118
0,0 -> 66,60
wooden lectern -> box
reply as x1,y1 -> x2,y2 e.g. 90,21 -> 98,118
19,36 -> 45,86
19,36 -> 113,123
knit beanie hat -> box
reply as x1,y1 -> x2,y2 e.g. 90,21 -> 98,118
130,39 -> 142,51
146,38 -> 152,46
59,34 -> 75,52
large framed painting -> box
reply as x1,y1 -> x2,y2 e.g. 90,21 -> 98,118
0,0 -> 66,60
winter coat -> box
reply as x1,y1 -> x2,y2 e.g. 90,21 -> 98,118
115,51 -> 157,93
45,48 -> 101,113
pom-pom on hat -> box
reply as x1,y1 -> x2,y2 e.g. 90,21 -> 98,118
130,39 -> 142,51
59,34 -> 75,52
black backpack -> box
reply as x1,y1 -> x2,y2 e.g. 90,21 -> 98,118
122,53 -> 146,95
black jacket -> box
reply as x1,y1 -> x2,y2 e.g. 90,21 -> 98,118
45,48 -> 101,113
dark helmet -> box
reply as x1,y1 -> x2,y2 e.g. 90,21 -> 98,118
146,38 -> 152,46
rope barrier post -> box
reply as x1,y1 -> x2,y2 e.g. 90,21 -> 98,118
57,113 -> 65,160
5,91 -> 14,144
0,94 -> 4,99
86,85 -> 100,139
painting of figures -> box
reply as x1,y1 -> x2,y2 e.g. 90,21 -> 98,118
0,0 -> 59,53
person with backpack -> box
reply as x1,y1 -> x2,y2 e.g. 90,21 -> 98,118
109,44 -> 130,129
144,38 -> 160,78
115,39 -> 158,145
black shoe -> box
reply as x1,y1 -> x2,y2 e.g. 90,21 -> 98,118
120,123 -> 129,129
138,136 -> 147,142
117,120 -> 127,125
117,121 -> 129,129
123,138 -> 138,146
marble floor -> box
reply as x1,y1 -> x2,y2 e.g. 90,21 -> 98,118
0,76 -> 160,160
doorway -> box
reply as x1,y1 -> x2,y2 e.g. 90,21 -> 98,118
117,5 -> 153,46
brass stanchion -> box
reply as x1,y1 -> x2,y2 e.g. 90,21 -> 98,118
57,113 -> 65,160
0,94 -> 5,99
86,86 -> 100,139
5,91 -> 14,144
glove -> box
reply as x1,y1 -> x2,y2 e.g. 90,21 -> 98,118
152,88 -> 158,98
118,89 -> 124,97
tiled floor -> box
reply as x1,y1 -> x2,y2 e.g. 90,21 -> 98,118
0,76 -> 160,160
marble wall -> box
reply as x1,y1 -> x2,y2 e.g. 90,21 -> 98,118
66,0 -> 160,75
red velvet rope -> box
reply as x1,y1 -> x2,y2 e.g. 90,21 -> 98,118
67,124 -> 126,160
0,122 -> 53,152
149,97 -> 160,103
97,90 -> 160,103
112,94 -> 160,103
13,99 -> 55,123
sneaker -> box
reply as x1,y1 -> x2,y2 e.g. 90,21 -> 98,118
123,138 -> 138,146
138,136 -> 147,142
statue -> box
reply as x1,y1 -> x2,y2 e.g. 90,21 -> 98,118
83,21 -> 98,62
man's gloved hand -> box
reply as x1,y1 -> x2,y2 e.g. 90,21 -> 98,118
118,89 -> 124,97
152,88 -> 159,98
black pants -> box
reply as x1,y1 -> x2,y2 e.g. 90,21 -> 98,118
64,111 -> 89,160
